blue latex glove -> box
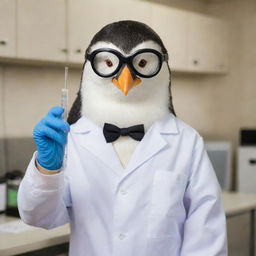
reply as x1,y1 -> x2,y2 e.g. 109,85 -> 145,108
33,106 -> 70,170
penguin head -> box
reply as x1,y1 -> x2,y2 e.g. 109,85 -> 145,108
68,20 -> 175,130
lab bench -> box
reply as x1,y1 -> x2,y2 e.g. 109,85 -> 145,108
0,216 -> 70,256
0,192 -> 256,256
223,192 -> 256,256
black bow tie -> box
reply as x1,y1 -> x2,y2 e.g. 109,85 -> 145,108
103,123 -> 145,143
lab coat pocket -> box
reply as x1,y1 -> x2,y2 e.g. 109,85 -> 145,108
151,169 -> 186,217
145,236 -> 181,256
148,169 -> 187,238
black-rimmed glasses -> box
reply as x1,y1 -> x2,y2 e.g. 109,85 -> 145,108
86,48 -> 168,78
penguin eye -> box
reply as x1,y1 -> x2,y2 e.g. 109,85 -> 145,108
138,59 -> 147,68
105,59 -> 113,67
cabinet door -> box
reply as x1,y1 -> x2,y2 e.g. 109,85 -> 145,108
17,0 -> 66,62
227,213 -> 250,256
68,0 -> 152,64
109,0 -> 151,26
151,4 -> 188,71
67,0 -> 113,63
0,0 -> 16,57
188,13 -> 228,73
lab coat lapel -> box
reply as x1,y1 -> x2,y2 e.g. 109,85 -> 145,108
124,113 -> 179,176
71,114 -> 179,178
71,117 -> 123,176
125,128 -> 167,175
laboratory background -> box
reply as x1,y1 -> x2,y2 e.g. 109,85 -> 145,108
0,0 -> 255,255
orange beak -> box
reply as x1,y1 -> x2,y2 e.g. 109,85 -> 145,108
112,65 -> 141,96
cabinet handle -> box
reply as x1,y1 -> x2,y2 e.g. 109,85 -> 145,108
0,39 -> 8,45
249,159 -> 256,165
60,48 -> 68,53
193,59 -> 199,65
75,49 -> 82,53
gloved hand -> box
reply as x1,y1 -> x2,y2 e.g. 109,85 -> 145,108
33,106 -> 70,170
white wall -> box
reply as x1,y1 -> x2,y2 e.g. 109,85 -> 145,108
0,65 -> 82,172
3,65 -> 81,138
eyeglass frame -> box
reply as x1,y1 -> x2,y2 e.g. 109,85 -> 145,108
86,47 -> 169,78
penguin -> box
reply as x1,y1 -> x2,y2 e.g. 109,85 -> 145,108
68,20 -> 176,168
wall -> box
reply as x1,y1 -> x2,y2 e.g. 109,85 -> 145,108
0,67 -> 6,175
3,65 -> 80,138
0,64 -> 82,174
206,0 -> 256,133
201,0 -> 256,188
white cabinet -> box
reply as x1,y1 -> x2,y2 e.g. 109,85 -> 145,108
67,0 -> 152,64
151,5 -> 228,73
188,13 -> 228,73
0,0 -> 16,57
151,4 -> 188,71
238,147 -> 256,193
227,213 -> 250,255
17,0 -> 67,62
0,0 -> 229,74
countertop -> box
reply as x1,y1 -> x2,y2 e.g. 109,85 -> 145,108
222,191 -> 256,216
0,216 -> 69,256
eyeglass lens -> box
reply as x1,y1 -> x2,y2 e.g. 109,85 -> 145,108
93,52 -> 119,76
132,52 -> 160,76
92,51 -> 160,77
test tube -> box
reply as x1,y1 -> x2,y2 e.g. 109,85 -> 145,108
61,67 -> 69,168
61,67 -> 69,121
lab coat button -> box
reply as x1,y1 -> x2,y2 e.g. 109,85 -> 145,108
120,189 -> 127,195
119,233 -> 125,240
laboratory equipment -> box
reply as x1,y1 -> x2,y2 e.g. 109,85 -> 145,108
205,141 -> 232,191
0,176 -> 6,213
238,129 -> 256,193
6,170 -> 23,217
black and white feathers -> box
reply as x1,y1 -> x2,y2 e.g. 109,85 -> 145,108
67,20 -> 175,126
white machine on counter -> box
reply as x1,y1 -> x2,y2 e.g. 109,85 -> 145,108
0,177 -> 6,213
205,141 -> 232,191
238,130 -> 256,193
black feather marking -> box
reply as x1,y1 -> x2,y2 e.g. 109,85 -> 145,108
67,62 -> 85,125
67,90 -> 82,125
86,20 -> 168,55
166,62 -> 176,116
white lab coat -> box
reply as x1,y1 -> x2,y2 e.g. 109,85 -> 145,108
18,113 -> 227,256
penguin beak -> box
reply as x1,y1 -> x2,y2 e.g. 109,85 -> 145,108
112,65 -> 141,96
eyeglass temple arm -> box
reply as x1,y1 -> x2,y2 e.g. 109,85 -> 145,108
163,53 -> 169,62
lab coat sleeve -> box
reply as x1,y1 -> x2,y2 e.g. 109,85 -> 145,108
180,136 -> 227,256
17,152 -> 71,229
